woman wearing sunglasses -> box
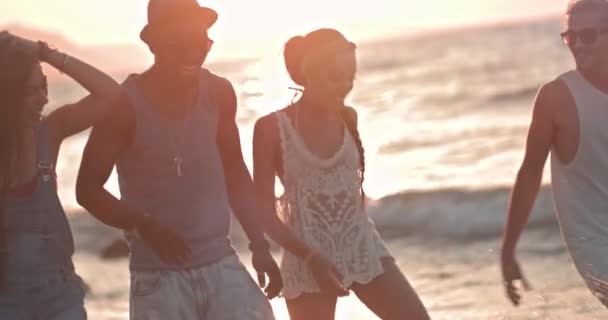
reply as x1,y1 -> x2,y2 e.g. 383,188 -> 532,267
253,28 -> 430,320
0,31 -> 121,319
502,0 -> 608,309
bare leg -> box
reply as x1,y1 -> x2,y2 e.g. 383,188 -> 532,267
286,293 -> 338,320
351,258 -> 430,320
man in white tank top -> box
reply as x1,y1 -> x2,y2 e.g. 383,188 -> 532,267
501,0 -> 608,309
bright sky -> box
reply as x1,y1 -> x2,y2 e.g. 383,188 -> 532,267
1,0 -> 567,58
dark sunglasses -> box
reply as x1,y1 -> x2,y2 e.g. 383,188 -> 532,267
561,28 -> 608,46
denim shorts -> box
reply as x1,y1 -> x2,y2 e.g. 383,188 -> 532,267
0,271 -> 86,320
130,254 -> 275,320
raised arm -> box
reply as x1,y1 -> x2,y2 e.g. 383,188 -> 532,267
1,31 -> 122,146
43,40 -> 122,141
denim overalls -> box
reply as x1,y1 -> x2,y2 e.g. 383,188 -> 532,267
0,121 -> 86,320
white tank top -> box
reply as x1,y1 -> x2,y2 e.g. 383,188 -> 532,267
274,110 -> 391,299
552,70 -> 608,304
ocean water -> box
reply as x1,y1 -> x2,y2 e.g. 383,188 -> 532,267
46,18 -> 608,319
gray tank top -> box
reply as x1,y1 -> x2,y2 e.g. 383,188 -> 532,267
118,69 -> 234,271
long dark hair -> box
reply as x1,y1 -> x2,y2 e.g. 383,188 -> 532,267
283,28 -> 366,202
0,35 -> 38,275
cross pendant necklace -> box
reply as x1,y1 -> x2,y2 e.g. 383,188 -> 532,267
169,92 -> 197,177
170,120 -> 187,178
173,155 -> 183,177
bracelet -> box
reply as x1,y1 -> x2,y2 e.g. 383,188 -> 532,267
57,52 -> 71,75
37,41 -> 70,73
62,53 -> 71,68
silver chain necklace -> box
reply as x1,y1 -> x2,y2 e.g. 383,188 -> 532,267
169,122 -> 186,177
168,105 -> 194,177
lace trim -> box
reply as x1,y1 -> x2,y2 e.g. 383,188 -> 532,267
274,110 -> 392,298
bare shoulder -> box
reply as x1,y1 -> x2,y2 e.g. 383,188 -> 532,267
206,70 -> 236,115
343,106 -> 358,124
207,71 -> 234,92
537,78 -> 575,113
254,112 -> 280,141
253,112 -> 281,166
534,78 -> 577,130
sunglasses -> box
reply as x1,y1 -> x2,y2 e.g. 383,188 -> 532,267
561,28 -> 608,46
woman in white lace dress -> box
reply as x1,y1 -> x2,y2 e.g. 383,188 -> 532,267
253,28 -> 429,320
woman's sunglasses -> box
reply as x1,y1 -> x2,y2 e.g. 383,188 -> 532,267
561,28 -> 608,47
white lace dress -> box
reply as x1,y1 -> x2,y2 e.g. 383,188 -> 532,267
274,110 -> 391,299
